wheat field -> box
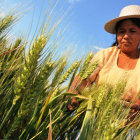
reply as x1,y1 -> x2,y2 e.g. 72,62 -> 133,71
0,1 -> 140,140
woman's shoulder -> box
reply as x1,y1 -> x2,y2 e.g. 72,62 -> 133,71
92,46 -> 118,66
100,46 -> 118,54
94,46 -> 118,59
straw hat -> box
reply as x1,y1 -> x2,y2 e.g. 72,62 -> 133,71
104,5 -> 140,34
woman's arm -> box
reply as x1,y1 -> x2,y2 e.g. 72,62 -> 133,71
67,72 -> 98,110
67,49 -> 105,110
68,75 -> 94,93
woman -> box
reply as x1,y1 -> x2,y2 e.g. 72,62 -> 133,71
68,4 -> 140,122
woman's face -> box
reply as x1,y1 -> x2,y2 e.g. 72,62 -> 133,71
117,20 -> 140,55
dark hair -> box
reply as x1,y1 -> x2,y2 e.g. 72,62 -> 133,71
112,18 -> 140,46
115,18 -> 140,32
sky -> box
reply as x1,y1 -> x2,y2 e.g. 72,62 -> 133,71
1,0 -> 140,54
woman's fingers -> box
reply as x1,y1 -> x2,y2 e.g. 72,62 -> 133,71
71,98 -> 79,107
68,104 -> 74,111
130,99 -> 140,110
121,97 -> 140,113
121,94 -> 133,102
67,97 -> 79,111
123,101 -> 130,108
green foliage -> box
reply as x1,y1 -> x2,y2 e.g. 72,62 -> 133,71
0,15 -> 15,43
0,2 -> 140,140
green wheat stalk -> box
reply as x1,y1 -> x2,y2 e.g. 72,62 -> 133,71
51,58 -> 67,87
79,52 -> 93,78
59,61 -> 79,84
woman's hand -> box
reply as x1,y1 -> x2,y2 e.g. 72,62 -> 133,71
121,93 -> 133,102
67,97 -> 79,111
67,74 -> 93,111
121,93 -> 140,110
130,99 -> 140,110
121,93 -> 140,124
67,75 -> 88,111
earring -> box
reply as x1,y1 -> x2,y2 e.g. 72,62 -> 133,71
117,44 -> 120,48
138,44 -> 140,50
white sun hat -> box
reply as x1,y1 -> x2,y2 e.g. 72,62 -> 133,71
104,5 -> 140,34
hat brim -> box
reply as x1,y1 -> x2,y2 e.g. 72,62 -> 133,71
104,15 -> 140,34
